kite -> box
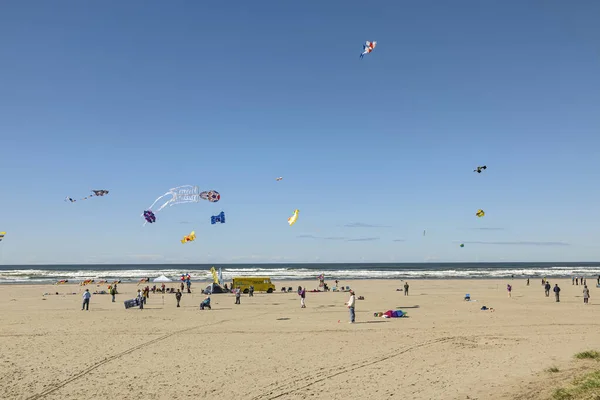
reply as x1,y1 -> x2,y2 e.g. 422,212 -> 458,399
142,185 -> 220,224
476,209 -> 485,218
143,210 -> 156,224
65,190 -> 109,203
0,232 -> 5,242
360,41 -> 376,59
276,177 -> 283,181
288,209 -> 299,226
423,230 -> 426,236
460,244 -> 464,248
211,211 -> 225,224
181,231 -> 196,244
473,166 -> 487,173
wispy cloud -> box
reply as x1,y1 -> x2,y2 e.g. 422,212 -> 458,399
297,234 -> 318,239
343,222 -> 392,228
297,235 -> 379,242
458,227 -> 505,231
461,241 -> 569,246
347,237 -> 380,242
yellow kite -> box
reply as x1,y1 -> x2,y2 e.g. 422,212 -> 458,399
476,209 -> 485,218
181,231 -> 196,244
0,232 -> 5,242
288,209 -> 299,226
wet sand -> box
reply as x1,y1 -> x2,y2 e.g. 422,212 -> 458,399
1,278 -> 598,400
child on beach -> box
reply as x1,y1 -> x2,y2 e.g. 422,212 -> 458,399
299,287 -> 306,308
175,289 -> 182,307
507,284 -> 512,298
583,286 -> 590,304
235,287 -> 241,304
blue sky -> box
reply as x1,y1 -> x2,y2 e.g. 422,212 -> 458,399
1,0 -> 599,264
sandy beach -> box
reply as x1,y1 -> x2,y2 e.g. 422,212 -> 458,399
1,278 -> 599,400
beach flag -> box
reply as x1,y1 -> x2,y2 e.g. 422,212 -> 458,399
0,232 -> 5,242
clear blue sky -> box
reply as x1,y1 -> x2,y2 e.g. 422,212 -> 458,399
1,0 -> 599,264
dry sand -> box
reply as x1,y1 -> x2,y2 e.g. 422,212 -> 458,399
1,278 -> 599,400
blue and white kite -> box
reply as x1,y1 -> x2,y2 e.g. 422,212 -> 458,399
211,211 -> 225,225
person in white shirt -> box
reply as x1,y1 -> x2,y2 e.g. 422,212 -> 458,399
346,290 -> 356,323
82,289 -> 91,311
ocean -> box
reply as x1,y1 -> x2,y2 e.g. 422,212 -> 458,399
0,262 -> 599,284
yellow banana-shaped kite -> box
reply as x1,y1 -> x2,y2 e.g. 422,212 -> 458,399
288,209 -> 299,226
476,209 -> 485,218
181,231 -> 196,243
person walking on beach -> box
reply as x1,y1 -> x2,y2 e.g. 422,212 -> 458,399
346,290 -> 356,323
507,284 -> 512,298
299,287 -> 306,308
544,282 -> 551,297
572,277 -> 575,285
110,285 -> 116,302
527,278 -> 529,286
553,284 -> 561,302
249,285 -> 254,297
404,282 -> 409,296
235,287 -> 241,305
175,289 -> 182,307
583,285 -> 590,304
82,289 -> 91,311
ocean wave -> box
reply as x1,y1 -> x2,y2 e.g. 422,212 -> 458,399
0,265 -> 599,284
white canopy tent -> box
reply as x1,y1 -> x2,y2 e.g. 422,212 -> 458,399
153,275 -> 172,283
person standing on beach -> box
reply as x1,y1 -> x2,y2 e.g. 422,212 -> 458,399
175,289 -> 182,307
137,289 -> 144,310
507,284 -> 512,298
544,282 -> 551,297
553,284 -> 561,302
346,290 -> 356,323
572,277 -> 575,285
249,285 -> 254,297
404,282 -> 409,296
299,287 -> 306,308
583,286 -> 590,304
527,278 -> 529,286
82,289 -> 91,311
235,287 -> 241,305
110,285 -> 116,302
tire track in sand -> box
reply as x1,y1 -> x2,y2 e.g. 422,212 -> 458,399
250,336 -> 458,400
26,314 -> 269,400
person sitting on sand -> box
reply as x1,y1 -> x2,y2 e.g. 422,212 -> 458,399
200,296 -> 211,310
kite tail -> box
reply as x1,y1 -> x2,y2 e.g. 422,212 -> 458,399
147,191 -> 173,212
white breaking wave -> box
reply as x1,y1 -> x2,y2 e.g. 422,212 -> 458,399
0,266 -> 599,284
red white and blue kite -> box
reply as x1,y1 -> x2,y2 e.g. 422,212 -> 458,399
360,41 -> 377,59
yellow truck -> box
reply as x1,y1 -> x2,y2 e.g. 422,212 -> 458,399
232,277 -> 276,294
